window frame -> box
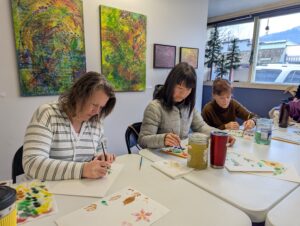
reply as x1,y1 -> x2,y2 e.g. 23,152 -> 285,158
205,5 -> 300,90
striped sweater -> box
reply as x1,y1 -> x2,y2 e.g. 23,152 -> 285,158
23,102 -> 106,181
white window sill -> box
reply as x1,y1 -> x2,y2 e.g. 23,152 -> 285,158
203,81 -> 297,91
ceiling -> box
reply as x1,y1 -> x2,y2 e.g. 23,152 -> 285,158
208,0 -> 286,18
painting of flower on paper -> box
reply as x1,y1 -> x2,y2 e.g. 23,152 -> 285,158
100,5 -> 146,91
55,187 -> 169,226
11,0 -> 86,96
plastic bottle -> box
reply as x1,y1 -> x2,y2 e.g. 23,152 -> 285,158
279,101 -> 290,128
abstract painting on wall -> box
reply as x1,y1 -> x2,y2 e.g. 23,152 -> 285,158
100,5 -> 146,92
11,0 -> 86,96
179,47 -> 199,69
153,44 -> 176,69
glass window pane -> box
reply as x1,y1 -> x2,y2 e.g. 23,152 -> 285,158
255,69 -> 281,82
204,22 -> 254,82
284,70 -> 300,83
253,12 -> 300,84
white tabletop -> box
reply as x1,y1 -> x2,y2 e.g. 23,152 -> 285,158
139,134 -> 300,223
24,154 -> 251,226
265,186 -> 300,226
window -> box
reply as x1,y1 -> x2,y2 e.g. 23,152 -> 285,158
284,70 -> 300,83
204,22 -> 254,82
205,7 -> 300,86
255,69 -> 281,82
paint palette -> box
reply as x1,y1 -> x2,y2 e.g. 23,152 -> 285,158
15,181 -> 57,224
160,147 -> 188,159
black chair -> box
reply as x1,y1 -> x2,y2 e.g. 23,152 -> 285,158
125,122 -> 142,154
153,84 -> 163,99
12,146 -> 24,183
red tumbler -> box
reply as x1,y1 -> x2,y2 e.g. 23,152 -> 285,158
210,131 -> 229,169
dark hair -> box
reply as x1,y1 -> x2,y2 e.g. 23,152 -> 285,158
59,71 -> 116,121
155,62 -> 196,116
212,78 -> 232,95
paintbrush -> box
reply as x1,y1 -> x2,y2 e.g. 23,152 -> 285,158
101,142 -> 107,161
171,129 -> 183,150
242,114 -> 251,137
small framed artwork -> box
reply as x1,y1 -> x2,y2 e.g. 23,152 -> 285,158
179,47 -> 199,69
153,44 -> 176,68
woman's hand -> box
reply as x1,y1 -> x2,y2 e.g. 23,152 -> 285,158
225,121 -> 240,130
82,159 -> 111,179
164,133 -> 181,147
95,153 -> 116,163
227,135 -> 235,146
243,119 -> 255,130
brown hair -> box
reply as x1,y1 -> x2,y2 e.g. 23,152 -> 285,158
212,78 -> 232,95
59,71 -> 116,121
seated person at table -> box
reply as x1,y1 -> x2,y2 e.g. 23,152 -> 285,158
202,78 -> 257,130
23,72 -> 116,181
138,62 -> 235,149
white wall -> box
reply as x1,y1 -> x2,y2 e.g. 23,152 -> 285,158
0,0 -> 208,180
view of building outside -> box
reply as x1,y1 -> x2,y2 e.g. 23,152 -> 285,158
254,12 -> 300,84
205,11 -> 300,85
204,22 -> 254,82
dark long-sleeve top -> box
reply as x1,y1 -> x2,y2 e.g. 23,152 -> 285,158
202,99 -> 257,130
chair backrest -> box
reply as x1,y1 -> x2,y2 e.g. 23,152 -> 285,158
153,84 -> 164,99
12,146 -> 24,183
125,122 -> 142,154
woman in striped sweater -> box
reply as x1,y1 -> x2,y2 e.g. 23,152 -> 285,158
23,72 -> 116,181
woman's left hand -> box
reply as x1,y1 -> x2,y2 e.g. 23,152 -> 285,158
243,119 -> 255,130
95,153 -> 116,163
227,135 -> 235,146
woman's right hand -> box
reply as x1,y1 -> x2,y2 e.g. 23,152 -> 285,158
82,159 -> 111,179
164,133 -> 181,147
225,121 -> 240,130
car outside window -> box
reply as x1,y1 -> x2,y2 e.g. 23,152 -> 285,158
254,69 -> 282,82
284,70 -> 300,83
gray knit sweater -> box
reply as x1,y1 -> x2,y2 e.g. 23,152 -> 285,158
138,100 -> 213,148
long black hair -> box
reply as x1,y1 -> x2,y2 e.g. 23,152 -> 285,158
154,62 -> 197,116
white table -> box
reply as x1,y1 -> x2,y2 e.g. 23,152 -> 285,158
139,135 -> 300,223
265,186 -> 300,226
25,154 -> 251,226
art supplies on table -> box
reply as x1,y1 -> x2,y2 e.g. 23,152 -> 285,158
160,147 -> 188,159
46,163 -> 123,197
272,129 -> 300,145
225,151 -> 274,172
55,186 -> 170,226
225,151 -> 300,183
228,129 -> 255,140
0,179 -> 12,187
250,161 -> 300,183
14,181 -> 57,224
152,160 -> 193,179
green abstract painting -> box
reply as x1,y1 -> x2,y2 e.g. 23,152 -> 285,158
11,0 -> 86,96
100,5 -> 146,92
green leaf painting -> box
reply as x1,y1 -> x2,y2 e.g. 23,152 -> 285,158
100,5 -> 146,92
11,0 -> 86,96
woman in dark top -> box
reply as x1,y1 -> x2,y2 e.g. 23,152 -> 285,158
202,78 -> 257,130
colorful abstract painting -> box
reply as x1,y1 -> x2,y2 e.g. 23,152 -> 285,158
15,181 -> 57,224
56,187 -> 169,226
11,0 -> 86,96
100,5 -> 146,91
179,47 -> 199,69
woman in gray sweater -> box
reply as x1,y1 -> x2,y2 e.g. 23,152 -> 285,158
138,62 -> 235,149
